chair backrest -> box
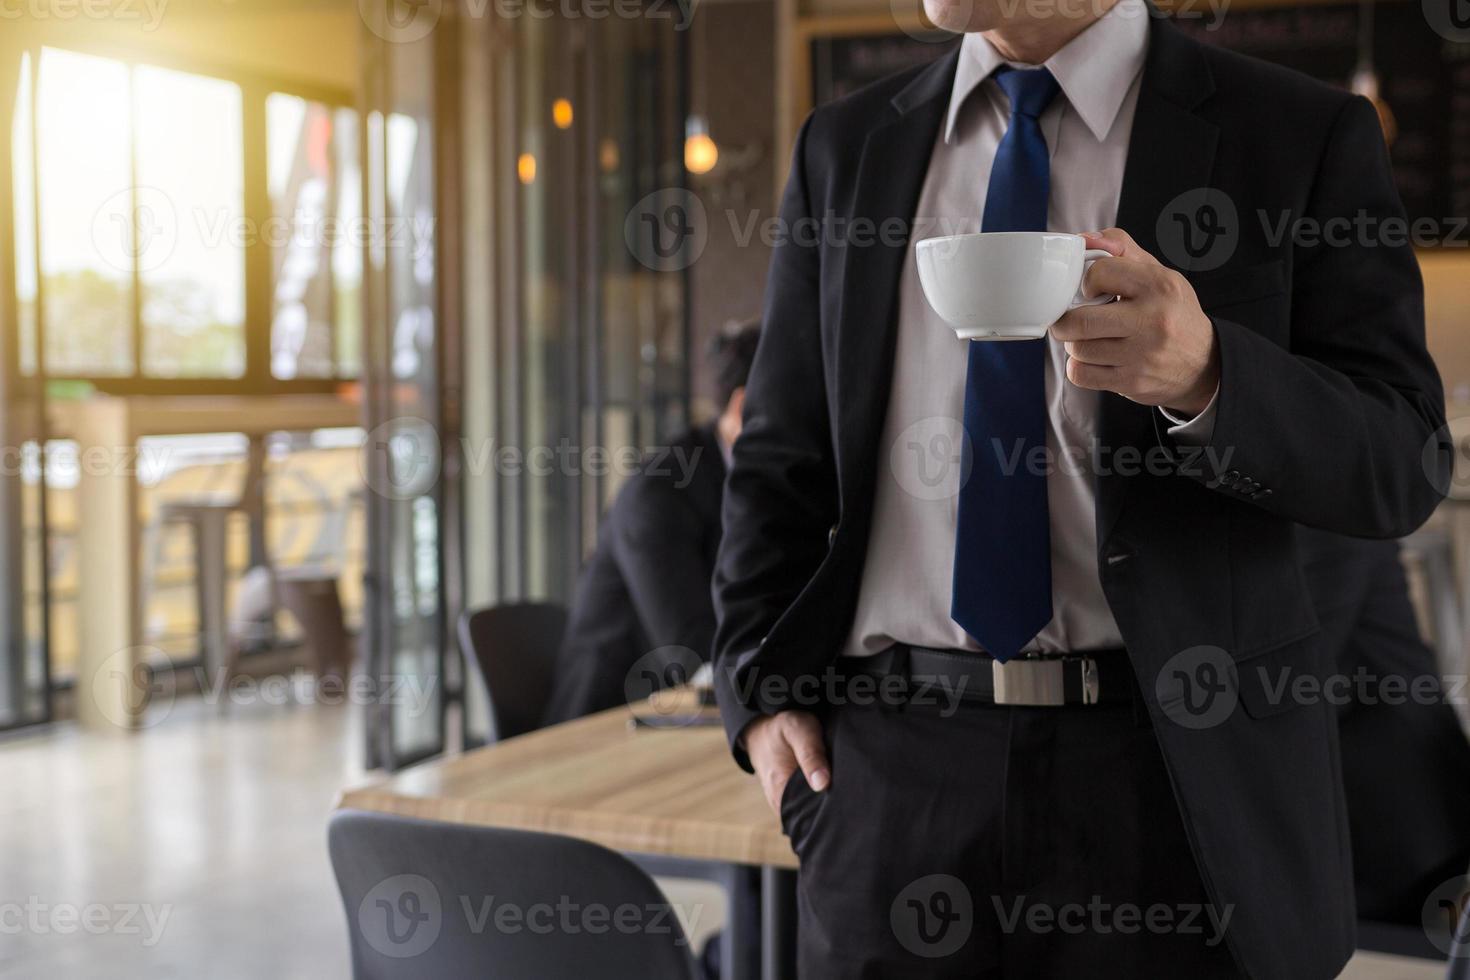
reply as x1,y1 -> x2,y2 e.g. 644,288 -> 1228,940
457,602 -> 568,742
329,810 -> 700,980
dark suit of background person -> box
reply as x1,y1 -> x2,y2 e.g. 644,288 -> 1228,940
543,324 -> 760,725
1298,528 -> 1470,924
711,3 -> 1451,979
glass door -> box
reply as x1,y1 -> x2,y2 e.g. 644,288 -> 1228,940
505,2 -> 692,599
360,13 -> 450,770
0,46 -> 52,731
362,1 -> 692,757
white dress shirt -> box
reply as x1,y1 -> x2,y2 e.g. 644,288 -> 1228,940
844,0 -> 1212,658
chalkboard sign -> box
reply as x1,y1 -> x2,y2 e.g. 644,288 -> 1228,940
809,5 -> 1470,238
1174,1 -> 1470,231
810,31 -> 959,107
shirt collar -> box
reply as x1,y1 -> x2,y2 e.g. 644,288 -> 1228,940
943,0 -> 1150,144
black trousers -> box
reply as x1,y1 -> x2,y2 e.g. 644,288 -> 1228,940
778,692 -> 1243,979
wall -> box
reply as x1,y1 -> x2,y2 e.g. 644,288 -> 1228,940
1423,251 -> 1470,404
689,0 -> 779,418
1,0 -> 360,91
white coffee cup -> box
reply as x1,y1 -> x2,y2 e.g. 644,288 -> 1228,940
915,231 -> 1113,341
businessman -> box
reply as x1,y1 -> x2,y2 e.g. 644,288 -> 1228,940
712,0 -> 1450,976
543,321 -> 759,724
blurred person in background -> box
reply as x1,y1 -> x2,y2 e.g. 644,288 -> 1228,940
1299,528 -> 1470,925
543,320 -> 761,724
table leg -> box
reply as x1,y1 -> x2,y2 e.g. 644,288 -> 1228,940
195,511 -> 229,689
629,855 -> 761,980
725,864 -> 761,980
761,866 -> 797,980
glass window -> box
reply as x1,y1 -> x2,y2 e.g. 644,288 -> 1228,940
135,66 -> 246,378
13,52 -> 37,376
333,108 -> 363,378
267,94 -> 363,380
36,48 -> 133,376
24,48 -> 352,386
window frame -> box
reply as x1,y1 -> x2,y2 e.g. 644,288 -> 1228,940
14,40 -> 358,396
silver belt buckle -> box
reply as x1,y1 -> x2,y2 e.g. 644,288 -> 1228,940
991,656 -> 1100,706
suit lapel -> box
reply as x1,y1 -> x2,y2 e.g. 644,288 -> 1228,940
1098,16 -> 1219,547
834,53 -> 956,504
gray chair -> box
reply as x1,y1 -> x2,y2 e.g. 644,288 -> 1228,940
456,602 -> 568,742
329,809 -> 700,980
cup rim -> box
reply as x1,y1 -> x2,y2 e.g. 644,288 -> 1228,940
915,231 -> 1085,248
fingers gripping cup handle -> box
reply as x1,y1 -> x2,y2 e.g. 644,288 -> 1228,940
1069,248 -> 1116,309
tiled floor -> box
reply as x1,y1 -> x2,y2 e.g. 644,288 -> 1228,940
0,699 -> 362,979
0,698 -> 1451,978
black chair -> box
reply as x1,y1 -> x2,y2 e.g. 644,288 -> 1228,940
329,810 -> 700,980
456,602 -> 568,742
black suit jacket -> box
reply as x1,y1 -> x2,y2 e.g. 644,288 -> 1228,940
713,15 -> 1450,980
543,425 -> 726,724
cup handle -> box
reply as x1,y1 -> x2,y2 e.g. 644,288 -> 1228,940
1069,248 -> 1116,308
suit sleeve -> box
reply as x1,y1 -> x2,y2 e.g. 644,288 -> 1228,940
613,477 -> 717,664
1180,95 -> 1450,536
712,114 -> 840,767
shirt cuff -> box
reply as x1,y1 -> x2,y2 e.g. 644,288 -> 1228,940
1158,386 -> 1220,446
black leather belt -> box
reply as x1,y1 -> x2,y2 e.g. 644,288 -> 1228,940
844,644 -> 1138,707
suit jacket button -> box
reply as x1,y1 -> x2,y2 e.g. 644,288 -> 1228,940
828,524 -> 838,547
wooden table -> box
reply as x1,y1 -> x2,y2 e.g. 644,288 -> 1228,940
337,697 -> 799,979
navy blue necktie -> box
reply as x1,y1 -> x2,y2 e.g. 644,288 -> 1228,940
951,66 -> 1061,662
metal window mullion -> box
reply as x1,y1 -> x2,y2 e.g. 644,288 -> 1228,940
562,19 -> 584,597
127,63 -> 144,378
27,47 -> 53,717
583,25 -> 605,532
241,84 -> 271,390
325,104 -> 341,379
505,25 -> 527,601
